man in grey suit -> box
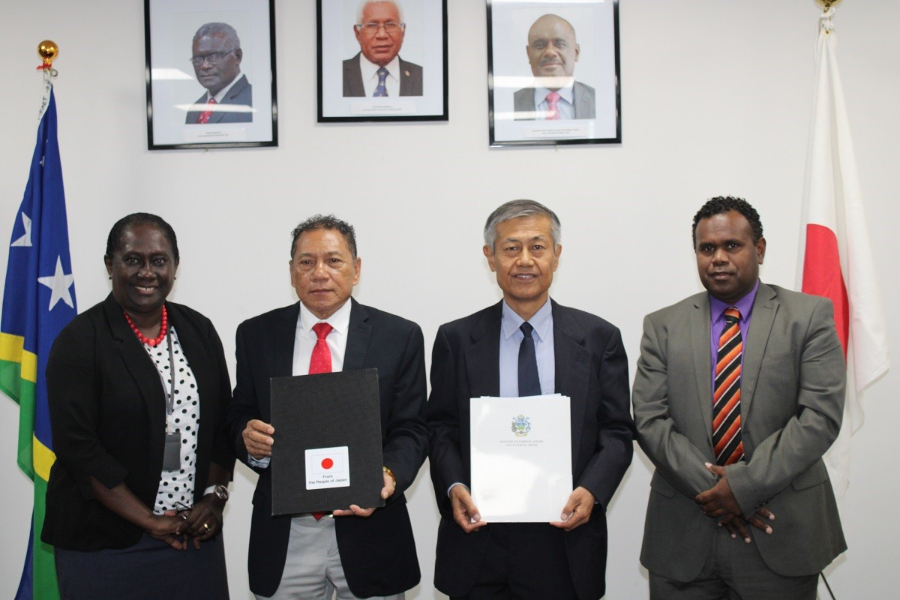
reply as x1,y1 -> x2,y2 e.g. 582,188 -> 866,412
514,14 -> 595,121
186,22 -> 253,124
343,1 -> 422,97
633,196 -> 846,599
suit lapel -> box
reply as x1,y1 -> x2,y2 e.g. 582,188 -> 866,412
741,283 -> 778,418
343,298 -> 371,371
552,302 -> 590,456
465,303 -> 502,398
690,294 -> 714,445
102,296 -> 168,459
273,303 -> 299,378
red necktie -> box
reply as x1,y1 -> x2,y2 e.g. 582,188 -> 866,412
197,97 -> 217,124
309,322 -> 333,520
309,322 -> 333,375
713,308 -> 744,466
546,91 -> 561,120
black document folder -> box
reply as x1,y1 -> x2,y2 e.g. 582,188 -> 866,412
269,368 -> 384,516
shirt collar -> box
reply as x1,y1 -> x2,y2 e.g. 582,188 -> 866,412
299,298 -> 352,336
501,298 -> 553,342
535,83 -> 574,105
206,73 -> 242,104
359,54 -> 400,82
709,279 -> 760,322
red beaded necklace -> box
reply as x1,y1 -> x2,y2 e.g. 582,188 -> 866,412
123,306 -> 168,347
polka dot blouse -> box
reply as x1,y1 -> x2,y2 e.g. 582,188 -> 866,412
141,326 -> 200,514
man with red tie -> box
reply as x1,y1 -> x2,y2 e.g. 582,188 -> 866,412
513,14 -> 596,121
185,22 -> 253,124
229,215 -> 427,599
632,197 -> 847,599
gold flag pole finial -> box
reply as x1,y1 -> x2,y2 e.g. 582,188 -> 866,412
37,40 -> 59,75
36,40 -> 58,119
815,0 -> 843,12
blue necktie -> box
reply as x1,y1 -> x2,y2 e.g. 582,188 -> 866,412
374,67 -> 388,97
518,322 -> 542,397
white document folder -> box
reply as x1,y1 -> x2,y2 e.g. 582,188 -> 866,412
470,394 -> 572,522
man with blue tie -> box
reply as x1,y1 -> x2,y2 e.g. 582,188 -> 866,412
426,200 -> 634,599
342,0 -> 423,97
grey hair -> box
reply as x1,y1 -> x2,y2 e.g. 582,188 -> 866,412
193,22 -> 241,49
483,200 -> 562,252
356,0 -> 404,24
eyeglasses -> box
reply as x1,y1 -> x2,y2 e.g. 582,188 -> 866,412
355,21 -> 405,34
190,50 -> 236,66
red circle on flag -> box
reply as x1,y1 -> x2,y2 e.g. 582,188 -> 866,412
321,458 -> 334,470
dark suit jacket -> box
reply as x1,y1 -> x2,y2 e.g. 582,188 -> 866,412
513,81 -> 596,120
42,294 -> 234,550
185,73 -> 253,124
343,52 -> 423,97
426,300 -> 634,600
228,298 -> 427,598
633,283 -> 847,581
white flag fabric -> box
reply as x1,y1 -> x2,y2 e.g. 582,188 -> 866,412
798,8 -> 890,501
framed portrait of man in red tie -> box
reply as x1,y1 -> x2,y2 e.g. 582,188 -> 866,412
144,0 -> 278,149
317,0 -> 449,123
487,0 -> 621,147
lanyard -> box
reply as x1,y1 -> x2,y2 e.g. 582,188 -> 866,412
164,331 -> 176,434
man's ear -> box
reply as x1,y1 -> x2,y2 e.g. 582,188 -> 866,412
483,245 -> 497,272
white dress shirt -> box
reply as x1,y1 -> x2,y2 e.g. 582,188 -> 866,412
359,54 -> 401,98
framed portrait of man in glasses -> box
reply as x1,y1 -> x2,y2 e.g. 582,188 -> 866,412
317,0 -> 448,122
144,0 -> 278,149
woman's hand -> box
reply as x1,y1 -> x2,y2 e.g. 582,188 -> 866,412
145,511 -> 188,550
179,495 -> 225,548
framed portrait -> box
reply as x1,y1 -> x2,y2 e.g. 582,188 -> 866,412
317,0 -> 449,122
144,0 -> 278,150
488,0 -> 621,147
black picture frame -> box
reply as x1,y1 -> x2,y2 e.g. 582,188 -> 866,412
317,0 -> 449,123
144,0 -> 278,150
487,0 -> 621,147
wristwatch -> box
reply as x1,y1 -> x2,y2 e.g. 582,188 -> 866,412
204,484 -> 229,502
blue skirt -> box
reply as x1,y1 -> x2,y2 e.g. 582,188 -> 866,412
55,532 -> 229,600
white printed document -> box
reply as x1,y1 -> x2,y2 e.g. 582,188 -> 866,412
470,394 -> 572,522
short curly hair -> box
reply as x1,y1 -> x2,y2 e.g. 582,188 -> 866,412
692,196 -> 763,247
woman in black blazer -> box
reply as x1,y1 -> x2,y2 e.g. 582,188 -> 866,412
42,213 -> 234,600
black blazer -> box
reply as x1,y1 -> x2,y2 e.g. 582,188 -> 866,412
42,294 -> 234,550
228,298 -> 427,598
185,74 -> 253,124
426,300 -> 635,600
342,52 -> 423,97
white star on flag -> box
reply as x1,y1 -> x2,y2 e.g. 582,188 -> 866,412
11,213 -> 33,247
37,256 -> 76,311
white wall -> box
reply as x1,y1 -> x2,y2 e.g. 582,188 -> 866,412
1,1 -> 897,598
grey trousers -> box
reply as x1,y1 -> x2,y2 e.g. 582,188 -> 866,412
649,526 -> 818,600
256,515 -> 404,600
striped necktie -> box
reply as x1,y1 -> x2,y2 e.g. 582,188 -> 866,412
713,307 -> 744,466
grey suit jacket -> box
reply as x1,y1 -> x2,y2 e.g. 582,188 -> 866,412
513,80 -> 596,120
185,74 -> 253,124
632,282 -> 847,581
342,52 -> 423,97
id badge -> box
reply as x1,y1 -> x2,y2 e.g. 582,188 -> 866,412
163,432 -> 181,471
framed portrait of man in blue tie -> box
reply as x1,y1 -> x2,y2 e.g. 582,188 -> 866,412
317,0 -> 448,122
487,0 -> 621,147
144,0 -> 278,150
